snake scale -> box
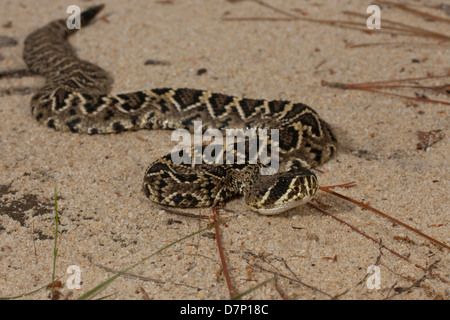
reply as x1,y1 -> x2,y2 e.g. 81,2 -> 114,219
23,5 -> 337,214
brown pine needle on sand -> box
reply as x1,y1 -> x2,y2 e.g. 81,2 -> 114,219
382,1 -> 450,24
212,206 -> 237,299
315,182 -> 449,285
321,73 -> 450,106
160,178 -> 450,297
308,201 -> 448,284
223,0 -> 450,42
319,183 -> 449,251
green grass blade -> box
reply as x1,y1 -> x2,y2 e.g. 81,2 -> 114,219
0,275 -> 65,300
231,277 -> 275,300
77,219 -> 229,300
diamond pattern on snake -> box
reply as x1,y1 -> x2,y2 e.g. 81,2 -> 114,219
23,5 -> 337,215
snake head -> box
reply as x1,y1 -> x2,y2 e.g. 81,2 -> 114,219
244,169 -> 318,215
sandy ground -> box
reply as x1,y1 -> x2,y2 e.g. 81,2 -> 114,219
0,0 -> 448,300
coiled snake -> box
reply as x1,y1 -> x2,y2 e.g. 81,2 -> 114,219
23,5 -> 337,214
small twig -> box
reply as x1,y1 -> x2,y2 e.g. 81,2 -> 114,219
355,87 -> 450,106
159,206 -> 210,219
343,10 -> 450,41
212,206 -> 236,299
318,186 -> 450,250
383,259 -> 441,300
308,202 -> 448,284
224,0 -> 450,42
339,83 -> 450,96
242,253 -> 333,298
333,253 -> 382,299
331,74 -> 450,86
51,187 -> 59,299
86,255 -> 202,290
159,205 -> 238,297
321,75 -> 450,106
346,41 -> 450,49
320,181 -> 356,190
382,1 -> 450,24
31,220 -> 37,256
78,219 -> 228,300
140,286 -> 151,300
249,0 -> 300,19
274,276 -> 289,300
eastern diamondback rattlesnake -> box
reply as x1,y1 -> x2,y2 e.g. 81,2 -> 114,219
23,5 -> 337,214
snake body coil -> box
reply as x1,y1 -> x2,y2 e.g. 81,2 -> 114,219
23,5 -> 337,214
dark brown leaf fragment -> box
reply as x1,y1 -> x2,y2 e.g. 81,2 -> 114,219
416,130 -> 445,151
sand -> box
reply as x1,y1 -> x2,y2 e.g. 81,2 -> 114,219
0,0 -> 448,300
